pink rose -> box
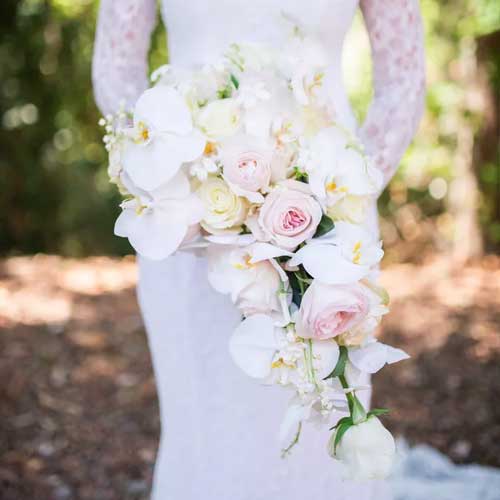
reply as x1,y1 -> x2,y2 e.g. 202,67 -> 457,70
258,180 -> 322,250
296,281 -> 369,340
220,137 -> 273,201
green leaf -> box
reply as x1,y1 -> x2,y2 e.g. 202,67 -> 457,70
333,420 -> 353,454
329,416 -> 352,431
313,214 -> 335,238
217,83 -> 233,99
323,345 -> 348,380
230,73 -> 240,89
288,272 -> 303,307
293,167 -> 308,182
368,408 -> 390,417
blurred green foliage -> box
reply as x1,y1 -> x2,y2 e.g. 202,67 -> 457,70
0,0 -> 498,258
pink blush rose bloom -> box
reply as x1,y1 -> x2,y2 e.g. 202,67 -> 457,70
222,145 -> 272,193
296,281 -> 370,340
258,180 -> 323,250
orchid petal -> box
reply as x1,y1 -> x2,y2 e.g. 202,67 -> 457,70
279,402 -> 312,444
385,345 -> 410,364
151,170 -> 191,200
348,342 -> 388,374
249,242 -> 293,263
122,139 -> 182,191
205,234 -> 257,246
172,129 -> 207,162
312,340 -> 340,380
348,342 -> 409,374
114,202 -> 188,261
290,244 -> 369,284
135,86 -> 192,134
229,314 -> 281,379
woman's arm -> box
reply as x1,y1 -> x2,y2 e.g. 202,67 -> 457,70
92,0 -> 157,116
359,0 -> 426,189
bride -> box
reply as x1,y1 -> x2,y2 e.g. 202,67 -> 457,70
92,1 -> 425,498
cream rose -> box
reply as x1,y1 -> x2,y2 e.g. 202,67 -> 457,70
257,180 -> 322,250
296,281 -> 370,340
197,177 -> 248,234
196,98 -> 241,138
326,194 -> 369,224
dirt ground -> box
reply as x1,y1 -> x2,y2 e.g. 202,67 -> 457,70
0,254 -> 499,500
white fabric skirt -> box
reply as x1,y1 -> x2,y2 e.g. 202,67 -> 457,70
138,250 -> 391,499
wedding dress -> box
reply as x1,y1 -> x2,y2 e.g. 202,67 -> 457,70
93,1 -> 425,499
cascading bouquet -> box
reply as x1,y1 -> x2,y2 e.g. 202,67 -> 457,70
100,32 -> 409,480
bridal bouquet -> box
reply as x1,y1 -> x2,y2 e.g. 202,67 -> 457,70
100,34 -> 409,480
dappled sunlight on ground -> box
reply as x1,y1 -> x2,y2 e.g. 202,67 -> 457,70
0,254 -> 499,499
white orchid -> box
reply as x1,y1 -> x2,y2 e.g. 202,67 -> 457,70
121,86 -> 206,191
305,128 -> 383,223
288,222 -> 384,285
308,339 -> 341,381
229,314 -> 286,379
348,340 -> 410,375
282,36 -> 329,106
114,171 -> 203,260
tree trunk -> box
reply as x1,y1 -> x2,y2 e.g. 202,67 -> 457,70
447,37 -> 484,264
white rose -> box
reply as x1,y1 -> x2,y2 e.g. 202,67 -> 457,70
329,416 -> 396,480
196,99 -> 241,138
207,243 -> 291,324
236,260 -> 282,318
197,177 -> 248,234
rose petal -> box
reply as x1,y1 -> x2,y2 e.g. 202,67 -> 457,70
224,178 -> 265,204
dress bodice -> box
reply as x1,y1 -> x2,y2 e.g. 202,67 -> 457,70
93,0 -> 425,190
161,0 -> 358,67
160,0 -> 359,128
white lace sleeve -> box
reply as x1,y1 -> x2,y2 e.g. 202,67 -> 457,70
92,0 -> 158,116
359,0 -> 426,188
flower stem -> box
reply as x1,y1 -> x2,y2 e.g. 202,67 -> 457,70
281,422 -> 302,458
339,374 -> 367,424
